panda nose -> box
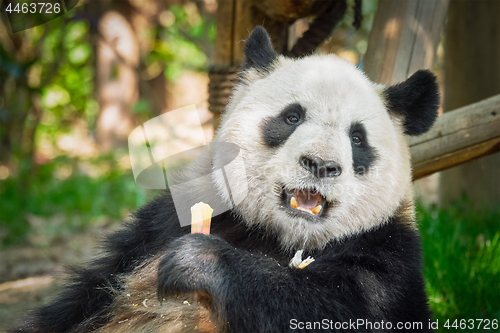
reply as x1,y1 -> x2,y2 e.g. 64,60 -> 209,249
300,155 -> 342,178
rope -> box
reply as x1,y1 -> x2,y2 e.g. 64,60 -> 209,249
207,66 -> 239,114
354,0 -> 363,30
286,0 -> 347,58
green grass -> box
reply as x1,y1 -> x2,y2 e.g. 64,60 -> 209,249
418,201 -> 500,331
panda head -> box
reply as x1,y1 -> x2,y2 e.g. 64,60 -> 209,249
213,26 -> 439,250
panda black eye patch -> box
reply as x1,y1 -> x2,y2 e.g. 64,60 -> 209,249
260,103 -> 306,148
350,122 -> 377,175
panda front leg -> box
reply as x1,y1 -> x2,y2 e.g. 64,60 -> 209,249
157,233 -> 356,333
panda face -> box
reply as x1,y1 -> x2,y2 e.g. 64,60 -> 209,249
211,27 -> 438,250
215,55 -> 412,250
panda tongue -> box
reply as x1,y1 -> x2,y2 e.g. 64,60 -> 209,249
293,189 -> 322,209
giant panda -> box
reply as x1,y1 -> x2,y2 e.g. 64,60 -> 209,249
11,26 -> 439,333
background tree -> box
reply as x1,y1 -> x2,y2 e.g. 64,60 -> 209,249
0,0 -> 215,245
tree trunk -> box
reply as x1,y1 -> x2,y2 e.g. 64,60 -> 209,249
439,0 -> 500,208
96,1 -> 139,151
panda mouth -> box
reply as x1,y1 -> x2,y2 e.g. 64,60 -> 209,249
283,188 -> 326,217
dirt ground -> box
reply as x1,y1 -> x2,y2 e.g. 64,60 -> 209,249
0,222 -> 117,332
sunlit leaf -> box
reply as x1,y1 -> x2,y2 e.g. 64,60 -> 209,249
165,62 -> 183,81
84,99 -> 99,117
68,44 -> 92,65
65,21 -> 89,46
42,85 -> 71,108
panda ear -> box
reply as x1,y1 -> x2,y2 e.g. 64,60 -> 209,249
384,70 -> 440,136
241,26 -> 277,72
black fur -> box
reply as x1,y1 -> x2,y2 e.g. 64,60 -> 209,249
158,203 -> 432,333
261,103 -> 306,148
10,194 -> 189,332
241,25 -> 277,72
350,122 -> 377,175
384,70 -> 440,136
11,192 -> 432,332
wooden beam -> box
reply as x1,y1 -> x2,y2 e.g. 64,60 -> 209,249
410,94 -> 500,179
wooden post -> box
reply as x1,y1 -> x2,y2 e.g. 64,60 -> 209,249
210,0 -> 268,131
211,0 -> 235,130
364,0 -> 449,85
214,0 -> 235,68
439,0 -> 500,208
363,0 -> 449,204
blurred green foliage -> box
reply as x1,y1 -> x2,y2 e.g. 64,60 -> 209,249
0,2 -> 214,163
0,154 -> 147,247
419,201 -> 500,328
148,3 -> 214,82
0,9 -> 96,166
0,2 -> 215,244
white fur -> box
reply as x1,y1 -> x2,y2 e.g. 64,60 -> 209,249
207,55 -> 413,250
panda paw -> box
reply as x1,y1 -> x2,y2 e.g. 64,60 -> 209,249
156,233 -> 230,301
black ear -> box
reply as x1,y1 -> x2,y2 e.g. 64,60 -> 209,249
384,70 -> 440,136
242,26 -> 277,72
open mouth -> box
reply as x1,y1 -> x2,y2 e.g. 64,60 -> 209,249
283,187 -> 327,218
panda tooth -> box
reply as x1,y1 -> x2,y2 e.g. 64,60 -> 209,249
297,207 -> 313,214
311,205 -> 322,215
290,196 -> 299,209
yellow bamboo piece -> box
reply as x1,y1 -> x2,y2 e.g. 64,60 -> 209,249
190,202 -> 214,235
